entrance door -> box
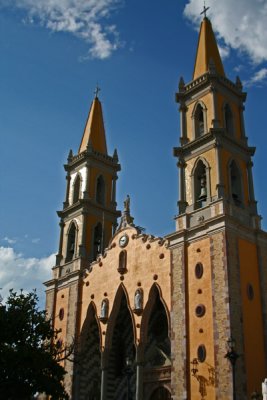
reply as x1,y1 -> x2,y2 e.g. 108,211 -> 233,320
150,386 -> 171,400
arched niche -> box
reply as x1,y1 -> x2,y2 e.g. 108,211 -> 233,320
191,157 -> 211,209
96,175 -> 105,205
192,101 -> 208,139
72,173 -> 82,204
229,159 -> 243,206
92,222 -> 103,260
223,103 -> 234,136
65,221 -> 78,262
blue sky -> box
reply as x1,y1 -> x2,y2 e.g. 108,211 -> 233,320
1,0 -> 267,305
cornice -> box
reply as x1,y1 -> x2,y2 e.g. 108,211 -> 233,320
64,148 -> 121,172
57,199 -> 121,219
174,129 -> 255,159
176,72 -> 246,103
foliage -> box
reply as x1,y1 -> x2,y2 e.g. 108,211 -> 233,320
0,290 -> 70,400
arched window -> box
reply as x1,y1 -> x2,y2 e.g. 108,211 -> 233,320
193,159 -> 210,208
93,223 -> 102,260
118,251 -> 127,273
96,175 -> 105,205
66,222 -> 77,262
229,160 -> 243,206
73,174 -> 81,204
224,104 -> 234,135
194,103 -> 206,138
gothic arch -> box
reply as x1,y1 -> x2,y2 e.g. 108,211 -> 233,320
148,385 -> 172,400
140,283 -> 170,346
223,103 -> 234,136
192,101 -> 208,139
191,157 -> 211,208
72,173 -> 82,204
228,159 -> 244,206
65,220 -> 78,262
75,302 -> 102,400
140,284 -> 171,399
105,284 -> 136,399
96,174 -> 105,205
105,284 -> 136,349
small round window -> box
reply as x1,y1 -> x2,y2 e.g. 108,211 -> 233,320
197,345 -> 207,363
195,263 -> 204,279
247,283 -> 254,301
195,304 -> 206,318
59,308 -> 64,321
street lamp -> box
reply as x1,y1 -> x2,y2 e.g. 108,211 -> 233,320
225,337 -> 239,400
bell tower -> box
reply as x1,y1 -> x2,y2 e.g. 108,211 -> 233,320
45,91 -> 121,394
169,16 -> 267,399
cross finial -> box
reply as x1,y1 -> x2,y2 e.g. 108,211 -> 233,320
94,84 -> 101,98
200,1 -> 210,18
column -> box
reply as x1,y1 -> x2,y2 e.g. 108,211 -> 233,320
63,172 -> 71,208
100,350 -> 109,400
111,175 -> 118,207
177,159 -> 187,214
83,163 -> 90,199
179,104 -> 188,145
79,213 -> 87,258
211,85 -> 219,128
239,105 -> 247,140
247,160 -> 257,214
215,138 -> 224,198
135,345 -> 144,400
56,219 -> 65,265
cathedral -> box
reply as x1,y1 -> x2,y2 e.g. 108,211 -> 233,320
45,15 -> 267,400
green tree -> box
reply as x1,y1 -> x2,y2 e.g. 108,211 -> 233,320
0,290 -> 70,399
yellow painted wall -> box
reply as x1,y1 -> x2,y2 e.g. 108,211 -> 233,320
187,238 -> 215,399
238,239 -> 266,394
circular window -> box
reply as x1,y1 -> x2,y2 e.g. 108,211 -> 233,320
195,304 -> 206,317
247,283 -> 254,300
195,263 -> 204,279
197,345 -> 207,362
59,308 -> 64,321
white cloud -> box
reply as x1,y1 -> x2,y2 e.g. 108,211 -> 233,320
0,246 -> 54,308
32,238 -> 41,244
244,68 -> 267,87
1,0 -> 123,59
2,236 -> 17,244
184,0 -> 267,64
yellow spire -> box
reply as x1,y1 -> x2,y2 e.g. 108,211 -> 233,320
193,17 -> 225,80
78,94 -> 107,154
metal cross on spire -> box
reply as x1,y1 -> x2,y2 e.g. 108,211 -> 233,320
94,84 -> 101,98
200,1 -> 210,18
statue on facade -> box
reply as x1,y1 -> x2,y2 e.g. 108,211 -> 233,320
262,378 -> 267,400
134,289 -> 142,310
100,299 -> 108,319
124,194 -> 130,212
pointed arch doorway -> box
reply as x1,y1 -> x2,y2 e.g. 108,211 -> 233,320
149,386 -> 171,400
